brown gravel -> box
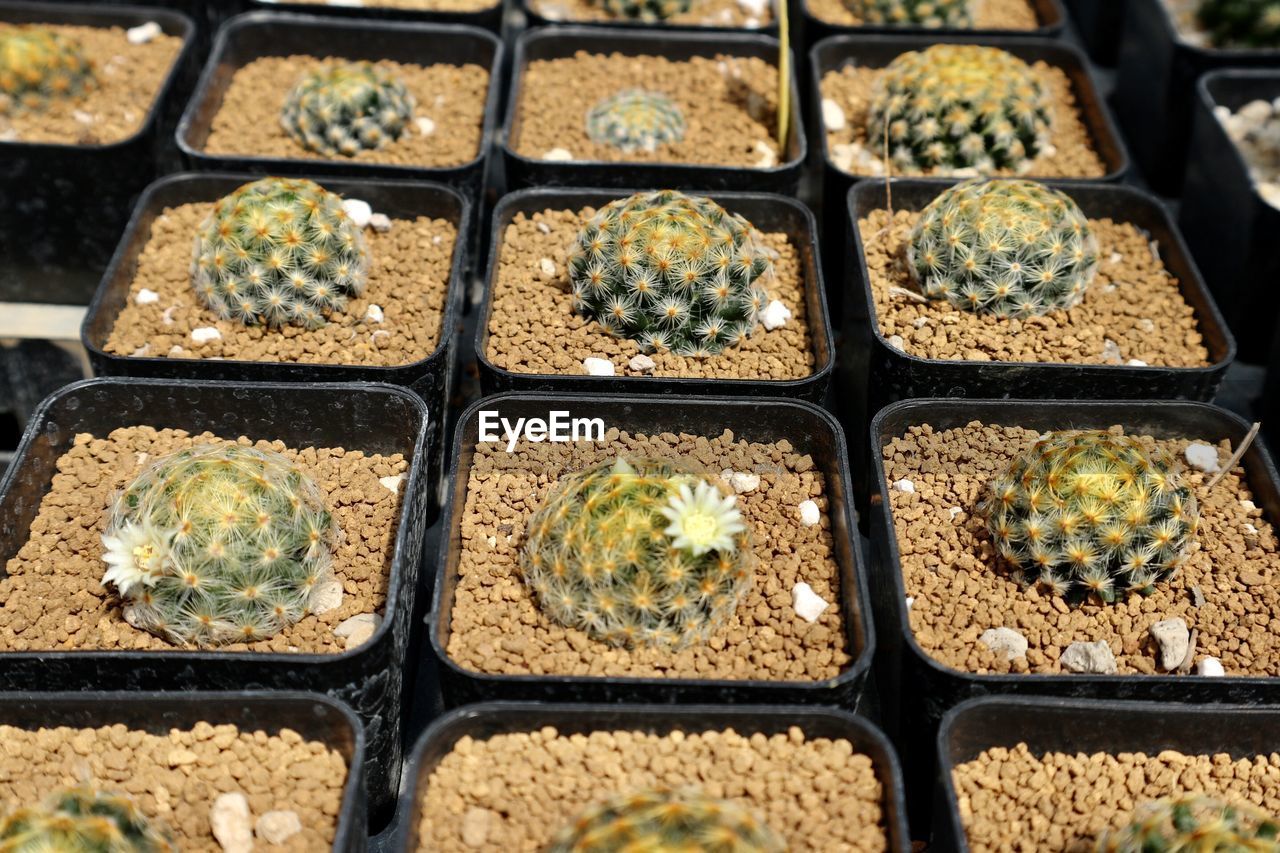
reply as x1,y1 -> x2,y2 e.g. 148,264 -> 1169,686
528,0 -> 773,27
1,427 -> 407,653
415,726 -> 886,852
954,743 -> 1280,851
277,0 -> 497,10
202,56 -> 488,167
445,427 -> 851,681
102,202 -> 457,366
0,721 -> 345,852
513,52 -> 782,167
882,421 -> 1280,676
806,0 -> 1039,28
0,23 -> 183,146
484,207 -> 818,379
819,61 -> 1107,178
860,209 -> 1210,367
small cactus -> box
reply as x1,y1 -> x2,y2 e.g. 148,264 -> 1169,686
593,0 -> 692,21
100,443 -> 338,647
191,176 -> 370,330
1197,0 -> 1280,49
981,431 -> 1200,603
586,89 -> 686,153
548,788 -> 785,853
868,44 -> 1053,174
907,178 -> 1099,318
520,458 -> 753,649
281,61 -> 415,158
1098,796 -> 1280,852
0,24 -> 95,114
846,0 -> 973,26
0,783 -> 173,852
566,189 -> 774,358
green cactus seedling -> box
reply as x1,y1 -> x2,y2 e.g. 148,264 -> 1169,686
594,0 -> 692,21
0,783 -> 173,852
1197,0 -> 1280,49
1099,796 -> 1280,852
847,0 -> 972,26
586,89 -> 686,153
0,25 -> 95,114
281,61 -> 415,158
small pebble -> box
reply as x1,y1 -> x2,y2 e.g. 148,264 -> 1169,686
210,793 -> 253,853
1184,442 -> 1221,473
582,357 -> 614,376
256,810 -> 303,845
628,354 -> 656,373
798,500 -> 820,526
365,304 -> 385,324
761,300 -> 792,330
126,22 -> 162,44
415,116 -> 436,136
539,257 -> 557,277
135,288 -> 160,305
1061,640 -> 1118,674
753,140 -> 777,169
190,327 -> 221,344
1196,656 -> 1226,677
979,627 -> 1028,661
379,473 -> 404,494
368,213 -> 392,233
893,479 -> 915,494
1149,617 -> 1190,671
1126,358 -> 1148,367
821,98 -> 846,131
886,334 -> 905,351
791,582 -> 830,623
334,613 -> 381,650
543,148 -> 574,161
342,199 -> 372,228
310,580 -> 344,615
948,506 -> 963,520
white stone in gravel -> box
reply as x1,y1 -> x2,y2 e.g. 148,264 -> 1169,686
979,627 -> 1028,661
758,300 -> 789,330
365,303 -> 384,323
753,140 -> 777,169
335,613 -> 381,649
1184,442 -> 1221,473
798,499 -> 820,526
792,582 -> 830,623
379,473 -> 404,494
211,793 -> 253,853
886,334 -> 905,351
536,221 -> 551,234
583,357 -> 614,376
737,0 -> 768,13
135,288 -> 160,305
1126,359 -> 1148,367
190,327 -> 221,344
256,810 -> 303,845
342,198 -> 372,228
1242,498 -> 1258,512
539,257 -> 556,277
1196,656 -> 1226,677
731,471 -> 760,494
415,116 -> 436,136
73,109 -> 94,125
311,580 -> 344,615
127,21 -> 162,43
1061,640 -> 1117,674
1101,339 -> 1123,364
1150,617 -> 1190,671
628,354 -> 656,373
948,506 -> 963,521
905,596 -> 915,609
893,478 -> 915,494
543,147 -> 573,161
821,98 -> 846,131
461,807 -> 500,847
369,212 -> 392,233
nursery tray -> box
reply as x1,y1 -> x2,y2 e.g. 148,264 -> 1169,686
500,27 -> 807,195
0,690 -> 366,851
429,392 -> 874,709
0,377 -> 431,827
248,0 -> 503,33
475,187 -> 834,403
935,697 -> 1280,851
398,702 -> 912,852
868,398 -> 1280,834
1180,70 -> 1280,364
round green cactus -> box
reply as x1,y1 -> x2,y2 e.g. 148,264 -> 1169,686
520,458 -> 753,649
847,0 -> 972,26
281,61 -> 415,158
1099,796 -> 1280,852
566,189 -> 773,358
0,784 -> 173,852
191,176 -> 370,330
907,178 -> 1099,319
100,443 -> 338,647
595,0 -> 692,21
1197,0 -> 1280,48
0,25 -> 95,114
586,89 -> 686,153
548,788 -> 785,853
868,44 -> 1053,174
981,431 -> 1200,603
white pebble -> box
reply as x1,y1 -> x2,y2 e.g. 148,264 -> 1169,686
729,471 -> 760,494
1126,359 -> 1148,367
583,357 -> 615,376
334,613 -> 381,649
1242,499 -> 1258,512
893,479 -> 915,494
126,21 -> 162,44
342,198 -> 372,228
886,334 -> 905,351
328,0 -> 364,5
379,473 -> 404,494
979,627 -> 1029,661
1196,656 -> 1226,677
256,811 -> 303,845
369,212 -> 392,233
821,98 -> 846,131
135,288 -> 160,305
536,221 -> 551,235
753,140 -> 778,169
130,344 -> 150,357
543,147 -> 574,161
162,305 -> 179,326
905,596 -> 915,610
1101,339 -> 1123,364
1149,617 -> 1190,671
798,500 -> 820,526
168,345 -> 184,355
210,793 -> 253,853
791,582 -> 830,623
761,299 -> 792,330
190,327 -> 221,344
365,304 -> 385,324
539,257 -> 557,277
1108,251 -> 1124,265
737,0 -> 768,13
1185,442 -> 1221,473
628,354 -> 656,373
73,109 -> 94,125
1061,640 -> 1118,674
948,506 -> 963,521
310,580 -> 344,615
415,116 -> 436,136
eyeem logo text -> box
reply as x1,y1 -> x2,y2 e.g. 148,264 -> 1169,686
478,410 -> 606,452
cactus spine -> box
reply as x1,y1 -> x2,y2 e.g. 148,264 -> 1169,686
0,784 -> 173,852
847,0 -> 973,26
0,25 -> 95,114
281,61 -> 415,159
1099,797 -> 1280,852
586,89 -> 686,153
100,443 -> 338,647
1197,0 -> 1280,49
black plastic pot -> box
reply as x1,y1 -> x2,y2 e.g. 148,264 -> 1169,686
249,0 -> 503,33
0,377 -> 431,827
0,1 -> 196,307
398,701 -> 912,852
935,697 -> 1280,851
1114,0 -> 1280,193
0,690 -> 366,851
430,392 -> 874,709
869,398 -> 1280,834
475,187 -> 834,402
500,27 -> 806,194
1180,70 -> 1280,364
520,0 -> 778,32
1063,0 -> 1123,64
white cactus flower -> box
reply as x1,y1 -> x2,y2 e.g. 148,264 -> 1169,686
659,480 -> 746,556
101,521 -> 173,597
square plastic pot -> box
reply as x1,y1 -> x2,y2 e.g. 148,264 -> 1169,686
429,392 -> 874,709
520,0 -> 779,32
1113,0 -> 1280,193
475,187 -> 834,402
0,1 -> 197,306
500,27 -> 806,194
935,697 -> 1280,851
249,0 -> 503,32
1180,70 -> 1280,364
0,377 -> 431,826
1063,0 -> 1123,65
0,690 -> 367,851
868,397 -> 1280,834
397,701 -> 912,852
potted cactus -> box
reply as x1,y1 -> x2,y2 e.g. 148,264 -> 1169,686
521,0 -> 778,30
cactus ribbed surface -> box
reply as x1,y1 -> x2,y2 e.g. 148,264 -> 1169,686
0,25 -> 95,114
1197,0 -> 1280,48
281,61 -> 415,158
1099,796 -> 1280,852
586,89 -> 686,153
847,0 -> 973,26
0,784 -> 173,852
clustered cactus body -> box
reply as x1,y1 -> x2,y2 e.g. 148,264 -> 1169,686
586,89 -> 687,153
100,443 -> 338,647
907,178 -> 1099,318
1197,0 -> 1280,49
191,176 -> 370,330
594,0 -> 692,21
566,190 -> 773,357
981,431 -> 1200,603
520,458 -> 753,649
1099,796 -> 1280,852
847,0 -> 972,26
0,25 -> 95,114
868,44 -> 1053,174
0,784 -> 172,852
280,61 -> 415,158
548,789 -> 785,853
